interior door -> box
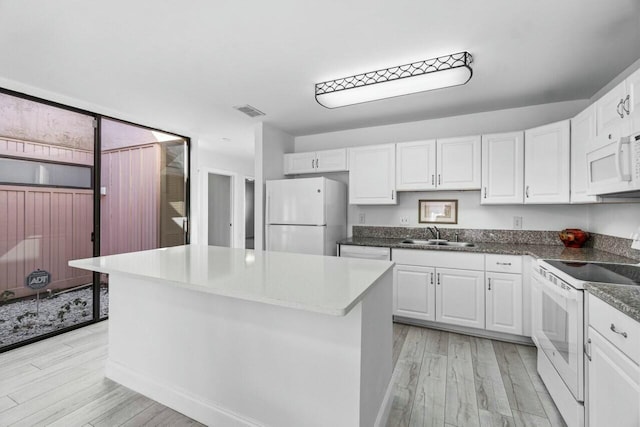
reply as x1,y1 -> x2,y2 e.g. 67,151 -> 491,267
266,225 -> 325,255
267,178 -> 325,225
208,173 -> 231,247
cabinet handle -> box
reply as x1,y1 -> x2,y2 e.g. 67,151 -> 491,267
608,133 -> 613,140
430,272 -> 434,285
623,95 -> 631,115
438,174 -> 441,185
483,187 -> 487,199
610,323 -> 628,338
525,185 -> 530,198
584,338 -> 592,361
316,158 -> 319,168
437,273 -> 441,285
312,159 -> 315,169
391,190 -> 395,200
617,99 -> 625,118
496,262 -> 512,266
432,175 -> 435,185
488,277 -> 492,290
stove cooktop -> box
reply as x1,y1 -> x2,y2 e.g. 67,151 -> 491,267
544,260 -> 640,286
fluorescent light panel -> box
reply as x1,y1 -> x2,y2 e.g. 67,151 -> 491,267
315,52 -> 473,109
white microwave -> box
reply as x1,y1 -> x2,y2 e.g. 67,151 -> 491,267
586,132 -> 640,196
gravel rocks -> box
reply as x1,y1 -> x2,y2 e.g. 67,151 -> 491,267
0,286 -> 108,348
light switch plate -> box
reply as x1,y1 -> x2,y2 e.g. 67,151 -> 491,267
359,213 -> 366,224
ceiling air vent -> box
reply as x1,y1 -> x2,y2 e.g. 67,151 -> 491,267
233,104 -> 265,118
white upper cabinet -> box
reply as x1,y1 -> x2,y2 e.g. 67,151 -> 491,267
349,143 -> 397,205
595,67 -> 640,148
284,149 -> 348,175
284,152 -> 317,175
524,120 -> 571,204
481,132 -> 524,204
571,105 -> 600,204
436,135 -> 482,190
627,67 -> 640,134
396,140 -> 437,191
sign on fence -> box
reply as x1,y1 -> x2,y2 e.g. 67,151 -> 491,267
25,270 -> 51,290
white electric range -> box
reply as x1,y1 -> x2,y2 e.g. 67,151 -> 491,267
531,259 -> 640,427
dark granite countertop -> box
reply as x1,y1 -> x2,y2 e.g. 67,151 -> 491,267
338,237 -> 638,264
586,283 -> 640,323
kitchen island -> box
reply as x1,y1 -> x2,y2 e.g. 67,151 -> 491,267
69,245 -> 394,427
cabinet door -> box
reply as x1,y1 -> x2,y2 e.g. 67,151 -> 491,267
284,152 -> 317,175
485,272 -> 523,335
571,105 -> 600,203
393,265 -> 436,321
315,149 -> 348,173
595,81 -> 629,148
587,327 -> 640,427
626,67 -> 640,134
481,132 -> 524,204
436,268 -> 485,329
396,140 -> 437,191
348,144 -> 396,205
524,120 -> 570,204
436,135 -> 481,190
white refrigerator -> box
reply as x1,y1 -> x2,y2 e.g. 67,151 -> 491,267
266,177 -> 347,256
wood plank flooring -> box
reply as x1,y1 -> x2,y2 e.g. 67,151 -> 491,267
0,321 -> 566,426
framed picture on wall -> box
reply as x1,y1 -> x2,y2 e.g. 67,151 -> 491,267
418,199 -> 458,224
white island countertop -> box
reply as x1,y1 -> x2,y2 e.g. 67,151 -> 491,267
69,245 -> 394,316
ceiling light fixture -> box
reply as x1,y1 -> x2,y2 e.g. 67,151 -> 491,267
315,51 -> 473,109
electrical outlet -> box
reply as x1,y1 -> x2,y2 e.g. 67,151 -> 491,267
359,213 -> 366,224
400,216 -> 409,225
513,216 -> 523,230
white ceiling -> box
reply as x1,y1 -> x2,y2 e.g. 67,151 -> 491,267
1,0 -> 639,160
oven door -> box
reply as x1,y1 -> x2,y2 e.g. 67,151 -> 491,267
534,272 -> 584,401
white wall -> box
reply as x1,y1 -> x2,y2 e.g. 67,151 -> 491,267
295,100 -> 592,234
191,141 -> 254,248
295,100 -> 588,151
254,123 -> 295,250
351,190 -> 589,232
587,203 -> 640,239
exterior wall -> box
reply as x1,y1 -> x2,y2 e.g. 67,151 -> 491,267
0,93 -> 94,150
100,144 -> 160,256
0,185 -> 93,299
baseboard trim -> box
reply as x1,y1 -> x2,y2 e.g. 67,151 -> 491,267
105,359 -> 263,427
394,317 -> 534,346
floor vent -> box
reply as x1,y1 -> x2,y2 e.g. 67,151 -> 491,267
233,104 -> 265,117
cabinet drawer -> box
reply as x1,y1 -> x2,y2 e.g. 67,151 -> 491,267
485,254 -> 522,274
392,249 -> 484,270
339,245 -> 390,260
588,294 -> 640,364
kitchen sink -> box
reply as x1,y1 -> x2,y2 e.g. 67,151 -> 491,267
400,239 -> 475,247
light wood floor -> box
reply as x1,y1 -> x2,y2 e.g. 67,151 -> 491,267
0,322 -> 566,426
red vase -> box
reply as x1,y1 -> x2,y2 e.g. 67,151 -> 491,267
559,229 -> 589,248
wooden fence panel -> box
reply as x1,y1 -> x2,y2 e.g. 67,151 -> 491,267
0,186 -> 93,299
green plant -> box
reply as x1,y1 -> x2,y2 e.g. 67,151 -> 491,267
0,290 -> 15,304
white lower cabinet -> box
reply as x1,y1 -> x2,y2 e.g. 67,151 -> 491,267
485,272 -> 523,335
394,265 -> 435,321
436,268 -> 485,329
587,327 -> 640,427
586,294 -> 640,427
393,249 -> 526,337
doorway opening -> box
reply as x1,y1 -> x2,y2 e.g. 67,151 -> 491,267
245,178 -> 255,249
206,172 -> 233,247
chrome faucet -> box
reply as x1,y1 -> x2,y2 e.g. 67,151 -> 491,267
427,226 -> 441,240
